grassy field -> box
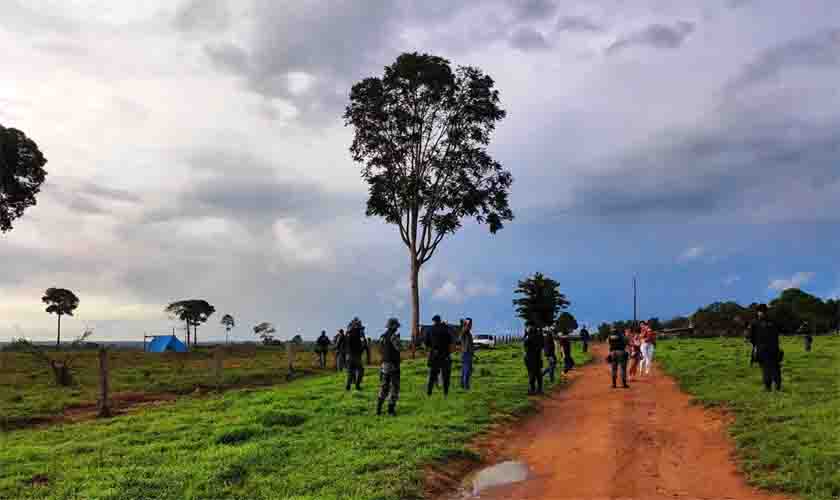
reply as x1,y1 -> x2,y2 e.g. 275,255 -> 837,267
0,344 -> 590,500
0,346 -> 341,427
658,335 -> 840,500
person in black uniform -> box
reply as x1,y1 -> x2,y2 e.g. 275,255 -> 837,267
580,326 -> 591,353
377,318 -> 401,416
426,315 -> 454,396
542,330 -> 557,383
560,332 -> 575,373
750,304 -> 782,391
334,329 -> 346,371
524,326 -> 545,395
345,318 -> 366,391
316,330 -> 331,369
607,326 -> 629,389
799,321 -> 813,352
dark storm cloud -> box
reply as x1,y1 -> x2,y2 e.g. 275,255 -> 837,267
606,21 -> 695,55
173,0 -> 230,32
508,0 -> 558,22
726,28 -> 840,93
556,15 -> 604,33
510,27 -> 551,51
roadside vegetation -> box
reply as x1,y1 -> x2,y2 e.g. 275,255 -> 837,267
658,336 -> 840,500
1,344 -> 590,500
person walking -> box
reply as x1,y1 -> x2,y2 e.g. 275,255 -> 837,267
627,332 -> 642,378
345,318 -> 366,391
376,318 -> 401,416
524,326 -> 545,395
580,325 -> 591,353
334,329 -> 346,371
460,318 -> 475,390
750,304 -> 783,391
316,330 -> 330,369
799,321 -> 813,352
639,322 -> 657,376
425,315 -> 454,396
559,331 -> 575,373
607,326 -> 630,389
542,330 -> 557,383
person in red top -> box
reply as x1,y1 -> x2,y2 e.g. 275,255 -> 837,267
640,322 -> 657,375
628,331 -> 642,378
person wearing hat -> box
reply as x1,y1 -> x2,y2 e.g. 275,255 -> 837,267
749,304 -> 783,391
425,314 -> 454,396
377,318 -> 402,416
345,317 -> 366,391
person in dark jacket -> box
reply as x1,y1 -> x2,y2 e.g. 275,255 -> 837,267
799,321 -> 813,352
542,331 -> 557,383
334,329 -> 346,371
579,326 -> 591,353
460,318 -> 475,390
749,304 -> 782,391
425,315 -> 454,396
316,330 -> 331,369
345,318 -> 366,391
524,326 -> 545,395
559,332 -> 575,373
377,318 -> 402,416
607,327 -> 629,389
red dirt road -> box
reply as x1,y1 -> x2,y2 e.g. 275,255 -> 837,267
474,346 -> 793,500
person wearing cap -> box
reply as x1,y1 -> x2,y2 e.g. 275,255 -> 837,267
377,318 -> 402,416
315,330 -> 331,369
607,326 -> 630,389
425,314 -> 454,396
345,318 -> 366,391
749,304 -> 783,391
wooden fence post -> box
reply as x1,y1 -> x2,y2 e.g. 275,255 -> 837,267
97,347 -> 111,418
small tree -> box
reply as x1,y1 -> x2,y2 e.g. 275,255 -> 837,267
221,314 -> 235,344
165,300 -> 215,347
597,322 -> 612,341
13,328 -> 93,386
0,124 -> 48,233
253,322 -> 277,345
345,52 -> 514,351
513,272 -> 569,329
42,288 -> 80,348
555,311 -> 578,335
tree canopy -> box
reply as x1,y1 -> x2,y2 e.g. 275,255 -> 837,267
42,288 -> 79,347
513,272 -> 568,329
0,124 -> 48,233
165,300 -> 215,346
555,311 -> 578,334
253,322 -> 277,345
345,52 -> 513,347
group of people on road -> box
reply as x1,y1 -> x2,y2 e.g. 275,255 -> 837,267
605,321 -> 657,389
522,326 -> 589,395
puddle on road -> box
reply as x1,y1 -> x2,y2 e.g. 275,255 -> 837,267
446,460 -> 530,498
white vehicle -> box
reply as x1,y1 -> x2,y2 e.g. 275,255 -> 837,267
473,334 -> 496,349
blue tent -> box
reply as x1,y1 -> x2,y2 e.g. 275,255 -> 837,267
146,335 -> 188,353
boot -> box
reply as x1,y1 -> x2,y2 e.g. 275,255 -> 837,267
376,399 -> 384,416
387,403 -> 396,416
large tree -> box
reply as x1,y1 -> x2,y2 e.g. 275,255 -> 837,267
42,288 -> 80,348
513,272 -> 569,329
221,314 -> 235,344
345,52 -> 513,350
253,322 -> 277,345
1,125 -> 48,233
165,300 -> 215,347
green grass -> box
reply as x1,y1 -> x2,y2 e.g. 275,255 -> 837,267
658,336 -> 840,500
0,347 -> 329,425
0,345 -> 590,500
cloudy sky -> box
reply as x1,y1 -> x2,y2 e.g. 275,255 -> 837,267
2,0 -> 840,342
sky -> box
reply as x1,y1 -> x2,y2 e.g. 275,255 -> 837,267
2,0 -> 840,342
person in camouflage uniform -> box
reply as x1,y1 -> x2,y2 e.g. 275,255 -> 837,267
607,326 -> 630,389
345,318 -> 366,391
377,318 -> 401,416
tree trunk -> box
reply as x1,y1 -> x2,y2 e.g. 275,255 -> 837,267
56,314 -> 61,349
97,348 -> 111,418
410,257 -> 420,359
194,324 -> 198,347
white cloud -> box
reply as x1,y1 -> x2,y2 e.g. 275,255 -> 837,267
678,246 -> 705,262
723,275 -> 741,286
433,280 -> 462,303
768,272 -> 815,291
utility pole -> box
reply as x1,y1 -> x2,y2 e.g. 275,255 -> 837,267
633,276 -> 638,330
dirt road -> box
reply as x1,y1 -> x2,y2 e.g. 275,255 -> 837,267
470,345 -> 792,500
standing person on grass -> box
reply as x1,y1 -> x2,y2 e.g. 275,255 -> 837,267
334,329 -> 346,371
316,330 -> 331,369
460,318 -> 475,390
639,322 -> 657,376
607,326 -> 630,389
345,318 -> 366,391
580,325 -> 591,353
426,315 -> 454,396
542,330 -> 557,383
559,331 -> 575,373
376,318 -> 401,416
750,304 -> 783,392
523,326 -> 545,395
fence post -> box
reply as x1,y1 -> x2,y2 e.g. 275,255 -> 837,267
97,347 -> 111,418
